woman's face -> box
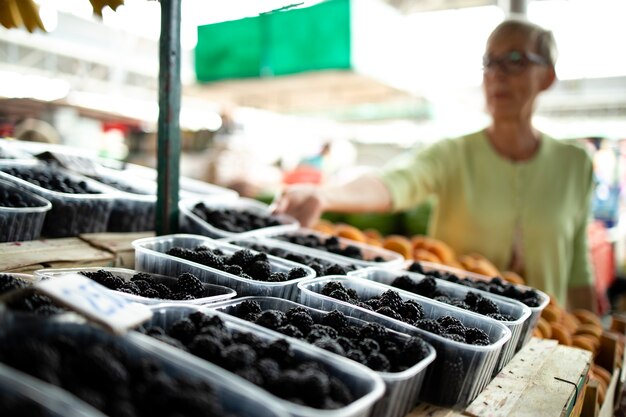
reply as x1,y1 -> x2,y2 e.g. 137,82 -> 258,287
483,30 -> 555,122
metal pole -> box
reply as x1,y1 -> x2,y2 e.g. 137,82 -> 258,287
498,0 -> 528,17
156,0 -> 181,235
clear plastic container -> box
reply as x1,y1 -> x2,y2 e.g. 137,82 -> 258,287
0,160 -> 117,237
34,267 -> 237,305
209,296 -> 436,417
179,196 -> 299,239
0,362 -> 107,417
266,228 -> 404,269
91,166 -> 238,233
406,260 -> 550,351
350,267 -> 531,374
297,276 -> 511,408
0,178 -> 52,242
132,234 -> 316,300
0,316 -> 291,417
143,304 -> 385,417
225,235 -> 360,275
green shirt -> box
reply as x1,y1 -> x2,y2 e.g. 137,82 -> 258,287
379,130 -> 594,305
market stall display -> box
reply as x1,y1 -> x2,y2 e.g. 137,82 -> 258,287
0,178 -> 51,242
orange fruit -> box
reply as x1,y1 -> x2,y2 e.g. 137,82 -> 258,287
413,249 -> 442,264
537,318 -> 552,339
575,323 -> 603,339
550,322 -> 572,345
334,224 -> 366,243
572,309 -> 602,327
382,235 -> 413,259
502,271 -> 525,285
541,304 -> 562,323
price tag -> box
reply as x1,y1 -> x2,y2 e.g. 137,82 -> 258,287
35,274 -> 153,334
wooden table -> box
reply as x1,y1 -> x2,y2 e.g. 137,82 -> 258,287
407,338 -> 592,417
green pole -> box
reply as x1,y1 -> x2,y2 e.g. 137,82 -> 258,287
156,0 -> 181,235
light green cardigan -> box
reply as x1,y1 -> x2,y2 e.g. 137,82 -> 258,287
379,130 -> 594,305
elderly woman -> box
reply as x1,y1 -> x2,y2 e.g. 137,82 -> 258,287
275,19 -> 596,311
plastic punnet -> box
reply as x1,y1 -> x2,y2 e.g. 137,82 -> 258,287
0,178 -> 51,242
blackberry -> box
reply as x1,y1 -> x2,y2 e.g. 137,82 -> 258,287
307,324 -> 338,341
346,349 -> 367,365
434,295 -> 452,304
487,313 -> 513,321
245,260 -> 271,281
255,358 -> 281,384
329,376 -> 354,405
359,338 -> 380,355
440,357 -> 465,396
414,277 -> 437,297
263,339 -> 294,367
309,263 -> 326,276
339,325 -> 361,339
375,306 -> 402,321
407,262 -> 424,274
251,252 -> 269,264
168,318 -> 196,344
329,289 -> 350,302
364,298 -> 381,310
267,272 -> 288,282
255,310 -> 286,330
142,288 -> 160,299
335,336 -> 355,352
313,338 -> 346,355
287,310 -> 314,334
366,352 -> 390,372
221,344 -> 257,370
399,300 -> 424,322
229,250 -> 255,268
522,296 -> 540,307
321,310 -> 348,331
465,328 -> 490,345
392,275 -> 418,293
288,267 -> 308,280
224,264 -> 243,276
400,337 -> 429,366
464,292 -> 479,308
321,281 -> 346,296
445,325 -> 467,338
476,297 -> 499,315
437,315 -> 463,329
359,323 -> 388,343
188,335 -> 224,362
346,288 -> 359,299
325,264 -> 348,275
379,289 -> 403,311
416,319 -> 444,335
237,300 -> 262,317
277,324 -> 304,339
175,273 -> 205,297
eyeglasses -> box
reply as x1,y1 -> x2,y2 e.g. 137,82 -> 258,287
482,50 -> 548,75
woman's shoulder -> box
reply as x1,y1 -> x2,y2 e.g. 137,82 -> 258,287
542,135 -> 592,165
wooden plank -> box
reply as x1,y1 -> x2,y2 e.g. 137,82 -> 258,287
0,238 -> 114,273
581,382 -> 599,417
462,339 -> 591,417
598,369 -> 619,417
79,232 -> 154,268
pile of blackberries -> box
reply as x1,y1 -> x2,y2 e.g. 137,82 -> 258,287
142,311 -> 355,409
0,330 -> 233,417
0,188 -> 43,208
276,233 -> 386,262
408,262 -> 542,307
391,275 -> 514,321
236,241 -> 357,276
191,203 -> 282,233
0,274 -> 64,316
233,300 -> 430,373
166,246 -> 309,283
79,270 -> 214,301
320,281 -> 491,345
1,166 -> 99,194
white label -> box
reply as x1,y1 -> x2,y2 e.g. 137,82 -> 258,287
35,274 -> 153,334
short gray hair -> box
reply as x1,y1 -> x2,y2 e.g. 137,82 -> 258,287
488,19 -> 558,68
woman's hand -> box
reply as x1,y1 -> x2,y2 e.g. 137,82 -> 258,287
273,184 -> 326,228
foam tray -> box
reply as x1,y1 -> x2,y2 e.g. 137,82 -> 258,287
297,276 -> 511,408
210,296 -> 436,417
132,234 -> 315,300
